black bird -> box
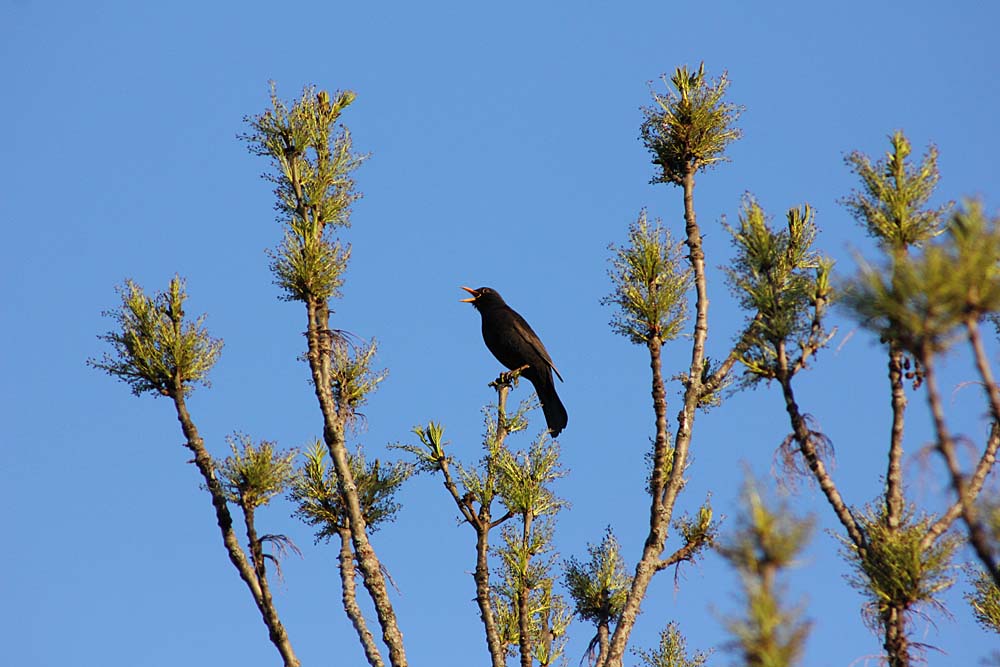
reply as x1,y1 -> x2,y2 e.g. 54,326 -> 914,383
461,286 -> 568,437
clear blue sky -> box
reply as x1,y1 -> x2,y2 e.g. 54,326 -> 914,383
3,1 -> 998,665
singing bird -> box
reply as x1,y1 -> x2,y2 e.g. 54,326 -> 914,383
460,286 -> 568,437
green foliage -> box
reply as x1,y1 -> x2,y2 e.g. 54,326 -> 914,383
718,481 -> 812,574
632,622 -> 711,667
842,131 -> 951,249
845,201 -> 1000,355
438,399 -> 533,510
725,197 -> 834,382
269,228 -> 352,303
330,335 -> 388,422
529,583 -> 573,667
396,421 -> 448,473
491,589 -> 520,657
842,504 -> 960,631
398,419 -> 505,511
449,423 -> 505,511
498,517 -> 558,598
694,356 -> 730,411
718,476 -> 814,667
487,431 -> 569,666
217,434 -> 297,510
675,496 -> 720,561
966,567 -> 1000,634
485,395 -> 534,438
490,573 -> 572,666
960,498 -> 1000,635
89,277 -> 222,397
987,497 -> 1000,543
244,84 -> 363,229
645,444 -> 677,495
603,210 -> 692,345
242,84 -> 366,302
493,517 -> 571,665
641,62 -> 743,184
564,527 -> 632,626
495,439 -> 568,519
290,440 -> 413,540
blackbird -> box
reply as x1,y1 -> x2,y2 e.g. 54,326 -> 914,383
461,286 -> 568,437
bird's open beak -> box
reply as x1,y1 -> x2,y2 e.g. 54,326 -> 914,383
459,286 -> 479,303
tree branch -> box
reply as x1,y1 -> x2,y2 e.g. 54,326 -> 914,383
703,312 -> 763,395
305,299 -> 408,667
337,523 -> 385,667
172,392 -> 299,667
607,169 -> 705,666
885,345 -> 907,531
775,342 -> 866,552
920,340 -> 1000,586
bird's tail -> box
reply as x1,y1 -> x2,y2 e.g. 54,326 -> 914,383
530,372 -> 568,438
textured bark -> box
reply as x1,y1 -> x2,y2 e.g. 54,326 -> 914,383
969,317 -> 1000,423
485,382 -> 515,667
774,343 -> 865,552
434,380 -> 511,667
885,346 -> 907,530
606,170 -> 706,667
922,342 -> 1000,587
594,622 -> 610,667
172,393 -> 300,667
517,511 -> 534,667
242,506 -> 293,662
305,299 -> 408,667
776,344 -> 911,661
337,524 -> 385,667
474,520 -> 506,667
436,455 -> 505,667
880,348 -> 910,661
882,604 -> 909,667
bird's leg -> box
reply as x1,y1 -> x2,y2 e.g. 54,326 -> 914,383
489,364 -> 531,390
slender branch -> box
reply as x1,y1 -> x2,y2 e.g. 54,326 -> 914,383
605,334 -> 670,666
882,604 -> 909,667
437,456 -> 479,526
703,312 -> 763,395
431,438 -> 509,665
517,510 -> 535,667
657,538 -> 702,571
885,345 -> 907,530
337,524 -> 385,667
922,319 -> 1000,548
775,341 -> 866,552
595,622 -> 610,667
243,505 -> 297,665
969,316 -> 1000,424
926,423 -> 1000,547
921,341 -> 1000,586
433,451 -> 508,667
607,169 -> 706,666
431,373 -> 516,667
172,392 -> 299,667
487,378 -> 516,667
790,284 -> 835,376
475,519 -> 506,667
662,170 -> 712,517
305,299 -> 408,667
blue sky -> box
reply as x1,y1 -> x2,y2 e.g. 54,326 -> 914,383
2,1 -> 999,665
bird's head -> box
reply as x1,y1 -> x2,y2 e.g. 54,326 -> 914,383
460,286 -> 506,310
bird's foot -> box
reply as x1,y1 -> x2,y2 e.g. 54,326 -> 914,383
489,364 -> 531,389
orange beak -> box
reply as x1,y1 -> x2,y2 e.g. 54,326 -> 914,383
459,286 -> 479,303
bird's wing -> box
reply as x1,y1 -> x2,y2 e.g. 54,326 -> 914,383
509,310 -> 564,382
